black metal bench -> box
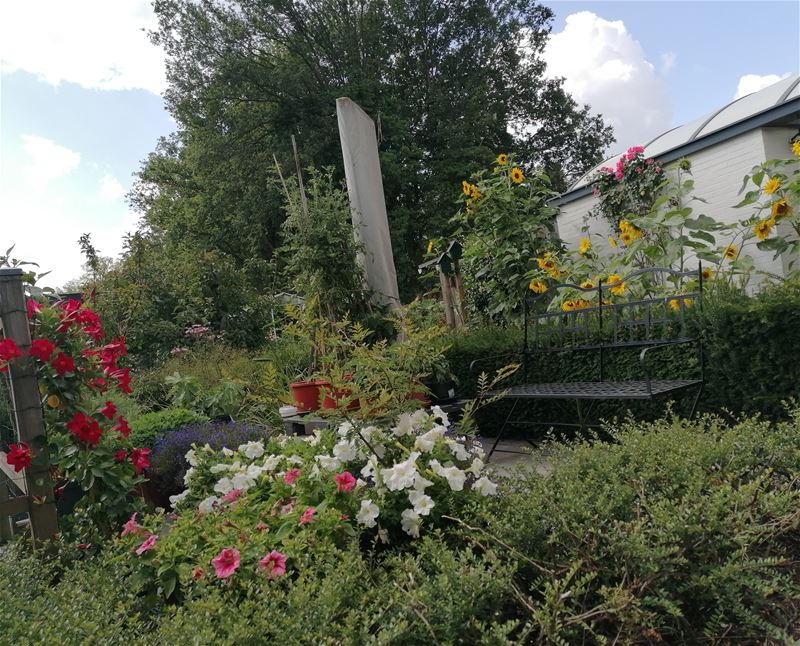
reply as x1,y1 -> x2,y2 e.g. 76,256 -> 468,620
476,266 -> 705,459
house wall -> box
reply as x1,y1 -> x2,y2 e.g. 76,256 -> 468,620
556,127 -> 797,281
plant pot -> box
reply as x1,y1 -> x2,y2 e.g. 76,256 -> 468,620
408,391 -> 432,407
290,379 -> 330,412
424,379 -> 457,402
321,386 -> 360,411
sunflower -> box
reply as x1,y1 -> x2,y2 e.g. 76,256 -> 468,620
771,198 -> 792,220
510,167 -> 524,184
668,298 -> 693,312
753,218 -> 775,241
701,268 -> 714,280
579,237 -> 591,255
580,280 -> 595,289
427,240 -> 434,254
573,299 -> 592,310
462,180 -> 472,196
496,153 -> 508,165
469,185 -> 482,200
607,274 -> 625,296
793,140 -> 800,158
608,236 -> 618,249
528,280 -> 547,294
620,231 -> 634,246
763,178 -> 781,195
561,300 -> 576,312
536,257 -> 556,271
723,244 -> 738,260
548,268 -> 564,280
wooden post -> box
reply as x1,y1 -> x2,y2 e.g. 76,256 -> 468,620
0,268 -> 58,545
0,478 -> 13,542
438,267 -> 456,327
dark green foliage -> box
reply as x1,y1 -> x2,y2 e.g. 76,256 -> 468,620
128,408 -> 207,449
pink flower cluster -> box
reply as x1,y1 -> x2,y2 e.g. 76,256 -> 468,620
209,547 -> 287,580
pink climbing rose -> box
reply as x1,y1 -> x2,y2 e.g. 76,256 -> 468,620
211,547 -> 241,578
258,550 -> 287,579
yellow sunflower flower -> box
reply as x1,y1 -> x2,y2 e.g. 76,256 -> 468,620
427,240 -> 434,254
701,268 -> 714,280
723,244 -> 738,260
561,300 -> 576,312
579,237 -> 591,255
771,198 -> 792,220
510,167 -> 524,184
462,180 -> 472,196
574,299 -> 592,310
608,236 -> 618,249
529,280 -> 547,294
793,140 -> 800,158
536,257 -> 556,271
580,280 -> 595,289
496,153 -> 508,165
469,185 -> 482,200
753,218 -> 775,241
620,231 -> 634,246
607,274 -> 625,296
548,268 -> 564,280
763,178 -> 781,195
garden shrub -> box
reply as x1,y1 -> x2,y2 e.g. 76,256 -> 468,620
128,408 -> 207,449
147,421 -> 273,498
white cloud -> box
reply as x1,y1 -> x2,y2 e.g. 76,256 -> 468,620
0,0 -> 166,95
100,174 -> 127,201
541,11 -> 673,152
660,52 -> 677,75
20,135 -> 81,189
734,73 -> 791,99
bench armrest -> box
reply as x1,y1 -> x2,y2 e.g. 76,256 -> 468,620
639,339 -> 701,393
468,353 -> 521,377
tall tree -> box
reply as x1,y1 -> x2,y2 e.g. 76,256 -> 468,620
132,0 -> 613,301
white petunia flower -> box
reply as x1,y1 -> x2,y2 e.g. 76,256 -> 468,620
338,421 -> 354,437
468,457 -> 485,476
472,476 -> 498,496
380,452 -> 421,491
309,464 -> 321,480
410,409 -> 429,429
446,439 -> 470,462
183,467 -> 196,485
408,490 -> 435,516
415,426 -> 445,453
286,455 -> 304,466
213,477 -> 234,495
431,405 -> 450,427
316,454 -> 342,471
198,495 -> 219,513
440,465 -> 466,491
185,449 -> 199,467
262,454 -> 283,471
355,478 -> 367,490
239,440 -> 265,460
246,464 -> 264,479
392,413 -> 414,437
304,434 -> 320,446
221,447 -> 235,457
356,499 -> 380,527
413,473 -> 434,492
333,439 -> 357,462
210,463 -> 230,474
169,489 -> 190,509
401,509 -> 421,538
231,473 -> 256,491
377,528 -> 390,544
361,457 -> 379,481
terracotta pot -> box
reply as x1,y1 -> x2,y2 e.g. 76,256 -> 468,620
407,391 -> 431,407
321,386 -> 360,411
290,379 -> 330,412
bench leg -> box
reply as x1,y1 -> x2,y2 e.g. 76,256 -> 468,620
687,383 -> 703,420
487,399 -> 519,461
574,399 -> 598,434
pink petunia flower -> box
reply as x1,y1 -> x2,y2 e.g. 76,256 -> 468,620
299,507 -> 316,525
334,471 -> 356,493
211,547 -> 240,578
283,468 -> 301,485
258,550 -> 287,579
192,567 -> 204,580
135,533 -> 158,555
121,512 -> 143,537
221,488 -> 242,504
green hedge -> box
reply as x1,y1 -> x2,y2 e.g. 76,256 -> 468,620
128,408 -> 207,449
445,280 -> 800,433
1,412 -> 798,643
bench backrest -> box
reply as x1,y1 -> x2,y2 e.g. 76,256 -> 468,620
522,266 -> 704,381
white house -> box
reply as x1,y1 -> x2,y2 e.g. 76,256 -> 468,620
556,75 -> 800,278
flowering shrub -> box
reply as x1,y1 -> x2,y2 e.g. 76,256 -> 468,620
118,407 -> 496,598
2,297 -> 149,537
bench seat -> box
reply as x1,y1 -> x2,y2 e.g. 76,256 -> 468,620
497,379 -> 703,401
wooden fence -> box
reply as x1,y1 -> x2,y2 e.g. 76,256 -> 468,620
0,268 -> 58,546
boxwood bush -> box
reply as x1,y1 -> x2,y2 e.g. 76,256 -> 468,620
128,408 -> 207,449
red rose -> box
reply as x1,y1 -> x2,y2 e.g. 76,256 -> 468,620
6,443 -> 31,472
99,400 -> 117,420
51,352 -> 76,376
26,298 -> 42,319
114,450 -> 127,462
66,412 -> 103,445
0,338 -> 23,362
114,416 -> 131,438
29,339 -> 56,362
129,448 -> 151,475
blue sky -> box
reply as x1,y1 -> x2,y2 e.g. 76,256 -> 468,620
1,1 -> 798,286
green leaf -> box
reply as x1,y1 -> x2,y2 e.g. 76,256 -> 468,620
690,230 -> 716,245
275,521 -> 294,541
